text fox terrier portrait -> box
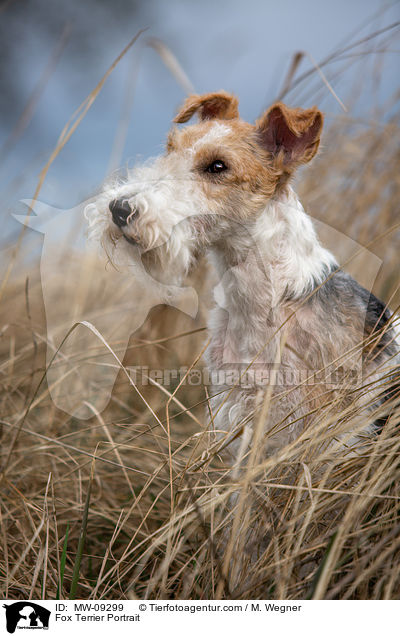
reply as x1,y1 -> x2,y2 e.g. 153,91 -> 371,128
86,91 -> 399,457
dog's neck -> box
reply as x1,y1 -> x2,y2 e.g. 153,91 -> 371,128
210,186 -> 336,313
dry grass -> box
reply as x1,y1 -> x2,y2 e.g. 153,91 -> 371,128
1,23 -> 400,600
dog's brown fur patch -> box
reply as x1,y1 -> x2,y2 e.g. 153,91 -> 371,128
173,90 -> 239,123
170,92 -> 324,203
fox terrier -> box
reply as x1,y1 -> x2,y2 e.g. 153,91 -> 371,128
86,91 -> 399,456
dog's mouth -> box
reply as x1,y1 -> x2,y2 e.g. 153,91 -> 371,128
123,233 -> 138,246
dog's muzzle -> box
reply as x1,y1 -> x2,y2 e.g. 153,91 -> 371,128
109,198 -> 138,228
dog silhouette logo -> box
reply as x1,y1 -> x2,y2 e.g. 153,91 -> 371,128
13,200 -> 198,419
3,602 -> 50,633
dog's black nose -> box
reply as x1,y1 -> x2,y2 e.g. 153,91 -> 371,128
109,198 -> 134,227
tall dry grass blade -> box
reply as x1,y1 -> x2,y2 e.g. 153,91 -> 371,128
28,548 -> 45,600
106,51 -> 141,176
277,51 -> 304,101
165,338 -> 210,514
278,21 -> 400,100
147,38 -> 194,94
305,51 -> 347,111
0,23 -> 71,163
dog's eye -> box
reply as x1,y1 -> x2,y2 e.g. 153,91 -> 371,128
205,160 -> 227,174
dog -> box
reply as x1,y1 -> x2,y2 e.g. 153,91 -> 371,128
85,90 -> 399,460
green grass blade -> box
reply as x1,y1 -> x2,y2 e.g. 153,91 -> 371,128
56,522 -> 69,600
307,531 -> 338,599
69,463 -> 94,600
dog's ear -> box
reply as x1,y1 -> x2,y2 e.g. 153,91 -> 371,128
256,102 -> 323,164
174,91 -> 239,124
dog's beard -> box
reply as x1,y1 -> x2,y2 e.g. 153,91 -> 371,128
86,204 -> 198,288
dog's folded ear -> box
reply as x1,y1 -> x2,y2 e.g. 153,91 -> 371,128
256,102 -> 323,165
174,91 -> 239,124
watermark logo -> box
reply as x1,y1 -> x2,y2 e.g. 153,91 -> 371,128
3,602 -> 50,633
11,198 -> 382,419
13,199 -> 198,419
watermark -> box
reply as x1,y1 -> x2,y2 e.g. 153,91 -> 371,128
0,599 -> 394,634
2,602 -> 50,633
127,364 -> 361,388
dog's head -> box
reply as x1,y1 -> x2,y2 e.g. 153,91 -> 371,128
85,91 -> 323,281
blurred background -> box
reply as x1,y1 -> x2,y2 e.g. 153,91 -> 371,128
0,0 -> 399,226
